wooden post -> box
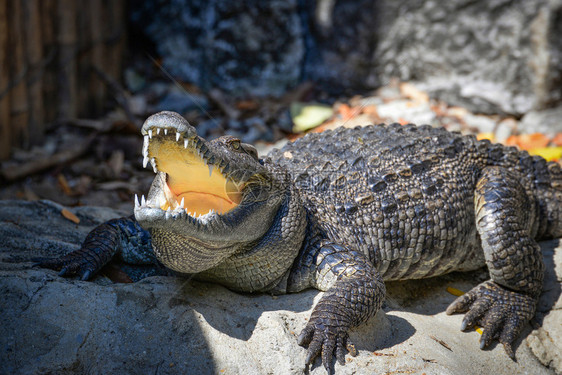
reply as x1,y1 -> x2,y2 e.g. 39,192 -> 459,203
57,0 -> 77,120
0,1 -> 11,159
89,0 -> 105,116
8,0 -> 30,149
23,0 -> 44,145
40,0 -> 58,126
0,0 -> 125,160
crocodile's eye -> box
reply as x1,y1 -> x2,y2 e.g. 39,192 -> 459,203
230,140 -> 241,150
241,143 -> 258,160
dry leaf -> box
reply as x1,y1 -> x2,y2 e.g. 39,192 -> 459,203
477,133 -> 495,142
337,103 -> 355,121
528,147 -> 562,162
57,174 -> 73,195
399,82 -> 429,103
61,208 -> 80,224
235,99 -> 259,111
552,133 -> 562,146
505,133 -> 550,150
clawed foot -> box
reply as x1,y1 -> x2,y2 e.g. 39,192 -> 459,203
35,250 -> 99,280
297,315 -> 357,374
446,280 -> 537,359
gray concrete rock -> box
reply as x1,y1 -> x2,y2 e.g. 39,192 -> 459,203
374,0 -> 562,115
0,200 -> 559,374
519,106 -> 562,137
131,1 -> 562,114
131,0 -> 304,97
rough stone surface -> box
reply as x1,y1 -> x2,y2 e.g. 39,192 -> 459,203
527,239 -> 562,373
1,200 -> 560,374
130,0 -> 304,97
131,0 -> 562,114
519,106 -> 562,136
374,0 -> 562,115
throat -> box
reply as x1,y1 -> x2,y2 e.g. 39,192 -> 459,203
173,191 -> 238,216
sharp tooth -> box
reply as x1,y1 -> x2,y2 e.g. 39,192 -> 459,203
176,132 -> 181,142
143,155 -> 149,168
134,194 -> 140,208
164,129 -> 168,135
148,129 -> 153,139
184,139 -> 188,148
141,195 -> 146,206
156,128 -> 161,135
208,164 -> 213,177
151,158 -> 158,173
143,135 -> 149,157
180,197 -> 185,208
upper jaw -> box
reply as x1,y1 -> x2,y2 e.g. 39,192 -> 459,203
134,111 -> 283,243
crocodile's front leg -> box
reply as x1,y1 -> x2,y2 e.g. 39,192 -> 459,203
39,215 -> 155,280
288,241 -> 386,373
447,167 -> 544,358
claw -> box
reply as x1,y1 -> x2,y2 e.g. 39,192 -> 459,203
80,270 -> 92,281
297,326 -> 314,347
447,280 -> 536,360
502,342 -> 516,360
58,267 -> 69,276
305,342 -> 322,366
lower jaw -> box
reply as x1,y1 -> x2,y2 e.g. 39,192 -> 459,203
149,227 -> 239,273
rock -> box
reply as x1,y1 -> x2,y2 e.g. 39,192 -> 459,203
527,240 -> 562,374
376,99 -> 436,125
519,106 -> 562,137
462,113 -> 497,134
131,0 -> 304,97
131,1 -> 562,113
155,86 -> 209,115
0,200 -> 559,374
374,0 -> 562,115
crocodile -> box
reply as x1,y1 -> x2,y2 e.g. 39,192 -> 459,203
40,111 -> 562,373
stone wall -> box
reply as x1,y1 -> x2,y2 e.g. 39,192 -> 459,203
131,0 -> 562,115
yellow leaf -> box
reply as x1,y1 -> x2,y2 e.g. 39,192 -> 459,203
477,133 -> 495,142
446,287 -> 465,297
61,208 -> 80,224
447,286 -> 482,335
291,102 -> 334,132
528,147 -> 562,161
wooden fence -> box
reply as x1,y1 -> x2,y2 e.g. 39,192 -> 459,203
0,0 -> 126,160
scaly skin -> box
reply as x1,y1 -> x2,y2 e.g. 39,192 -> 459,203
40,112 -> 562,374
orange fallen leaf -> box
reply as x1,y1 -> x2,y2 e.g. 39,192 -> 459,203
57,174 -> 73,195
337,103 -> 355,121
61,208 -> 80,224
235,99 -> 259,111
552,133 -> 562,146
362,104 -> 379,117
505,133 -> 549,150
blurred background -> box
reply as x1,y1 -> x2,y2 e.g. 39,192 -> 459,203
1,0 -> 561,211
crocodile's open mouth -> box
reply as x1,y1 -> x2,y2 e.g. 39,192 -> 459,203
137,127 -> 243,219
